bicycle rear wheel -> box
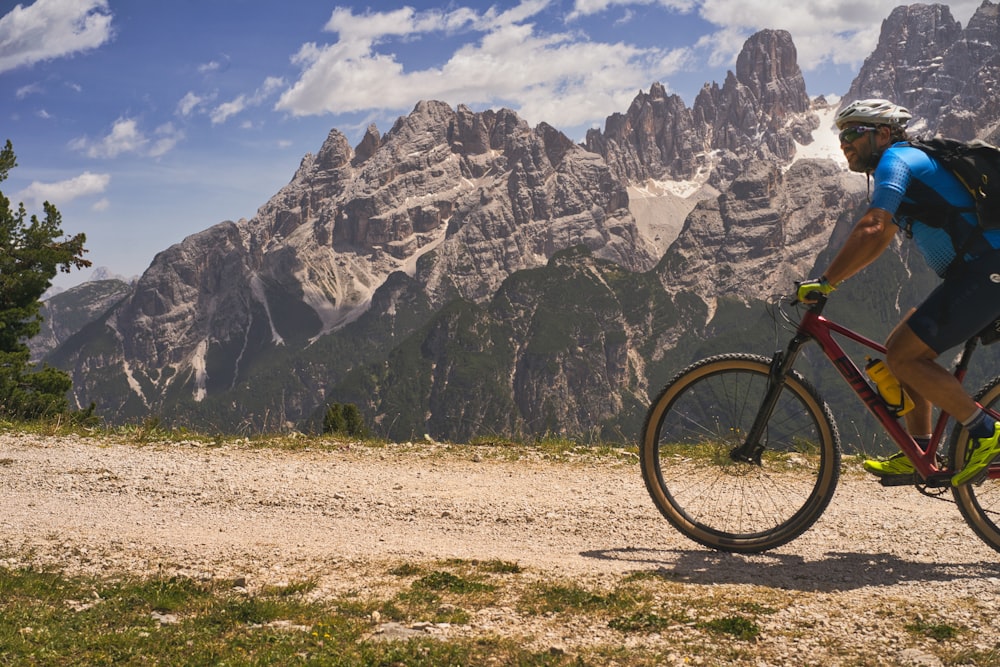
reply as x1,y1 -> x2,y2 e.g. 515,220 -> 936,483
640,353 -> 841,553
951,375 -> 1000,552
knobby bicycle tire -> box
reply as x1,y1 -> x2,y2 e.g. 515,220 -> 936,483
640,354 -> 841,553
951,374 -> 1000,553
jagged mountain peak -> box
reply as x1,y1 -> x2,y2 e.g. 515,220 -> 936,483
315,128 -> 353,171
585,26 -> 815,189
735,28 -> 808,114
844,1 -> 1000,140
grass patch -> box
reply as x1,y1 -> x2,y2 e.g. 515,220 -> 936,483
388,562 -> 424,577
379,559 -> 521,627
0,423 -> 985,665
699,615 -> 762,641
905,617 -> 961,642
0,417 -> 641,470
0,562 -> 567,666
519,579 -> 649,617
608,611 -> 675,633
412,571 -> 496,594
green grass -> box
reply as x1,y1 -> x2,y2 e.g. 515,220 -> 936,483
0,554 -> 805,666
699,615 -> 762,641
905,617 -> 962,642
0,417 -> 640,466
0,561 -> 560,666
1,541 -> 991,665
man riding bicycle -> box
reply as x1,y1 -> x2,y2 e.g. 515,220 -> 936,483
796,98 -> 1000,486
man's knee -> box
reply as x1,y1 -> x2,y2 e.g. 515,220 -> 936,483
885,324 -> 936,374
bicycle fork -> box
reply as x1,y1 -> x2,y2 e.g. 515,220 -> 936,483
730,333 -> 811,465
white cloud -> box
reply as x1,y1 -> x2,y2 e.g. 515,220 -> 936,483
198,59 -> 225,74
149,123 -> 184,157
16,171 -> 110,207
569,0 -> 982,84
694,25 -> 750,69
211,96 -> 247,125
568,0 -> 695,21
16,82 -> 43,99
190,0 -> 985,143
258,76 -> 285,98
694,0 -> 983,72
177,91 -> 208,117
276,1 -> 688,128
70,117 -> 143,158
70,117 -> 183,158
0,0 -> 113,73
210,76 -> 285,125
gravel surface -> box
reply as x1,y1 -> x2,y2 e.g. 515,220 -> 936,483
2,432 -> 1000,665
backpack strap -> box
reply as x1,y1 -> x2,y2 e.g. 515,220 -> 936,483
895,143 -> 991,268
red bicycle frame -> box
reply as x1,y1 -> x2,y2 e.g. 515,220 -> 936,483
733,295 -> 995,485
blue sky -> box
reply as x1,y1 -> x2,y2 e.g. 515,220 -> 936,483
0,0 -> 983,290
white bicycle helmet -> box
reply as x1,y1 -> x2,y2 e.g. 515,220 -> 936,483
835,99 -> 912,130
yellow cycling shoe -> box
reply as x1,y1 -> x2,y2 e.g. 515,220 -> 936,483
862,451 -> 915,477
952,422 -> 1000,487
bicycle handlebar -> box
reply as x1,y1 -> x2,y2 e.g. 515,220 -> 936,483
790,291 -> 828,315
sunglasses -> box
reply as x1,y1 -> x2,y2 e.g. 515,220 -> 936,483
838,125 -> 880,144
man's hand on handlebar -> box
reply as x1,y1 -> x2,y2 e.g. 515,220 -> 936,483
795,276 -> 837,304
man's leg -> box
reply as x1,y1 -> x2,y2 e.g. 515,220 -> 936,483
888,321 -> 1000,485
886,313 -> 933,438
882,254 -> 1000,483
860,319 -> 952,477
885,323 -> 978,424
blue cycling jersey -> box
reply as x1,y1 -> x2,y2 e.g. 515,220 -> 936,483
870,142 -> 1000,276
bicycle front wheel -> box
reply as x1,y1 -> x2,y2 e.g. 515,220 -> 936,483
951,374 -> 1000,553
640,354 -> 841,553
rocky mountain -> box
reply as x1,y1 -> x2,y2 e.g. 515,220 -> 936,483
31,279 -> 131,362
844,2 -> 1000,141
585,29 -> 817,188
50,101 -> 659,429
43,3 -> 1000,444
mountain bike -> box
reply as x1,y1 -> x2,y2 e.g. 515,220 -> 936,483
639,293 -> 1000,554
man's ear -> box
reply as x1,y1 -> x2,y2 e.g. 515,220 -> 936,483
877,124 -> 894,146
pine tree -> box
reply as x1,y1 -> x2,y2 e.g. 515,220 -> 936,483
342,403 -> 367,437
322,403 -> 345,435
0,140 -> 91,419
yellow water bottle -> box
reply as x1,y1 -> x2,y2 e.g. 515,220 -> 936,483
865,357 -> 914,416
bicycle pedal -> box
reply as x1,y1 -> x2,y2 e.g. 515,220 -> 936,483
878,473 -> 918,487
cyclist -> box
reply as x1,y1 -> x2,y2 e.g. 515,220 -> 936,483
796,98 -> 1000,486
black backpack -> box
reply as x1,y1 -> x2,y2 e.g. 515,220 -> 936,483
907,137 -> 1000,231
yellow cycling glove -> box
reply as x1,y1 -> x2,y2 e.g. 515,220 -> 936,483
795,276 -> 837,303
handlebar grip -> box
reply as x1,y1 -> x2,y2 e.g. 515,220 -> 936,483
790,291 -> 829,307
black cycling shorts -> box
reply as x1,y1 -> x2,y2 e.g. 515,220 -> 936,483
908,252 -> 1000,353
